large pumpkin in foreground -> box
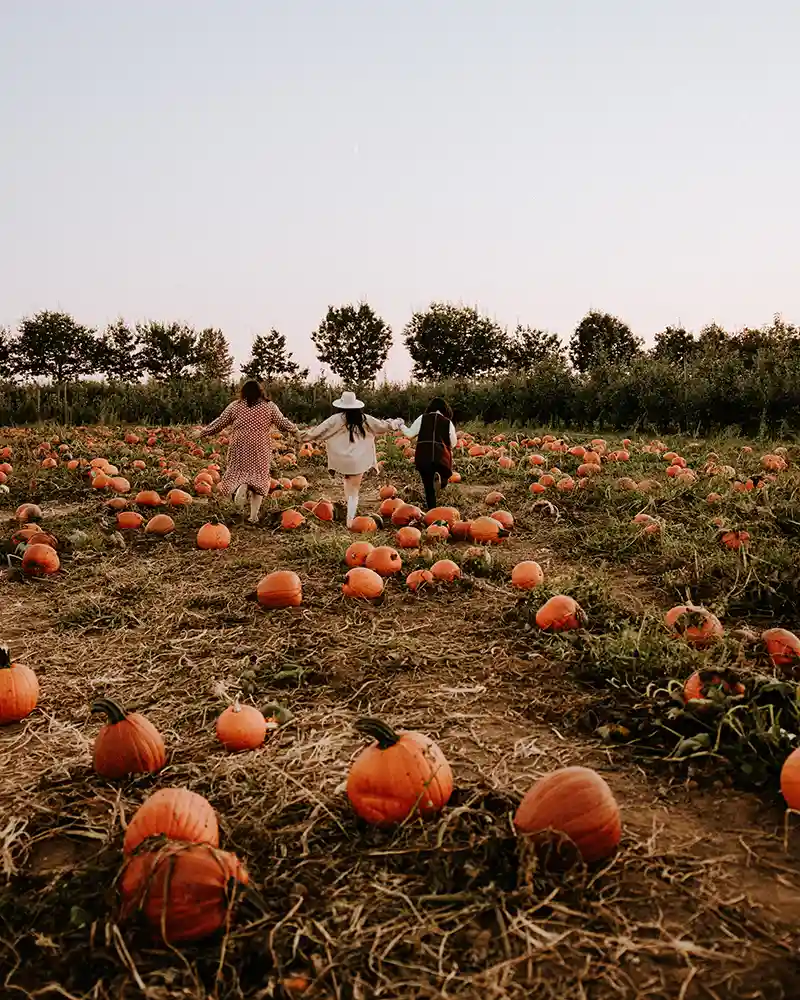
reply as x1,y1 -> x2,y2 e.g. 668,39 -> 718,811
0,646 -> 39,724
780,748 -> 800,810
256,570 -> 302,608
119,841 -> 248,943
123,788 -> 219,855
514,766 -> 621,863
346,718 -> 453,826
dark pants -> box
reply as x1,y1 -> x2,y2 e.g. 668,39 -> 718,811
418,464 -> 450,511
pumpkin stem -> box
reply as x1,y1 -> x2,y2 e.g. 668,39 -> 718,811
90,697 -> 129,725
354,717 -> 400,749
0,646 -> 10,669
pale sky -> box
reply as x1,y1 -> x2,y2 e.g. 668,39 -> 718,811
2,1 -> 799,380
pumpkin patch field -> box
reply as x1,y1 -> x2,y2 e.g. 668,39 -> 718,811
4,424 -> 800,998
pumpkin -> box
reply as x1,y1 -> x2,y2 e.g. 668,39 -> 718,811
391,503 -> 423,527
345,541 -> 375,568
449,520 -> 472,542
91,698 -> 166,778
379,485 -> 398,499
683,671 -> 745,705
145,514 -> 176,536
123,788 -> 219,856
313,500 -> 334,522
91,472 -> 112,490
343,567 -> 385,599
423,506 -> 460,526
448,472 -> 462,483
0,646 -> 39,724
281,509 -> 306,530
426,523 -> 450,541
346,718 -> 453,826
109,476 -> 131,494
106,496 -> 129,512
780,748 -> 800,809
24,530 -> 58,549
365,546 -> 403,576
720,529 -> 750,550
135,490 -> 163,506
379,497 -> 403,517
167,488 -> 193,507
469,516 -> 505,544
15,503 -> 42,524
396,526 -> 422,548
216,701 -> 268,751
21,543 -> 60,577
119,842 -> 248,943
197,518 -> 231,550
430,559 -> 461,582
256,570 -> 302,608
762,628 -> 800,669
511,561 -> 544,590
291,476 -> 309,490
350,515 -> 377,534
490,510 -> 514,530
535,595 -> 586,631
664,605 -> 723,647
406,568 -> 435,592
514,766 -> 621,863
484,491 -> 505,505
117,511 -> 144,530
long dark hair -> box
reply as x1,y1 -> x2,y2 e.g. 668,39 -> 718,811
343,408 -> 366,442
426,396 -> 453,420
240,379 -> 266,407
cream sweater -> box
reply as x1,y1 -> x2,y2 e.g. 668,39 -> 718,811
301,413 -> 403,475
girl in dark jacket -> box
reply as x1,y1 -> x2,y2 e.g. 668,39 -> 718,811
402,397 -> 458,510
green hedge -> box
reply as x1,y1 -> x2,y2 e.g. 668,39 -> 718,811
2,352 -> 800,434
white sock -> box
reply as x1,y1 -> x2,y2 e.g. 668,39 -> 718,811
346,494 -> 358,526
234,484 -> 247,509
249,492 -> 263,522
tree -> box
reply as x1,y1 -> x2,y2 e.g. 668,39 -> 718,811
137,321 -> 198,380
403,302 -> 507,381
651,326 -> 697,364
312,302 -> 392,384
505,325 -> 564,371
241,329 -> 308,382
0,327 -> 18,382
99,319 -> 143,381
696,322 -> 731,355
195,328 -> 234,380
15,310 -> 101,383
569,311 -> 642,372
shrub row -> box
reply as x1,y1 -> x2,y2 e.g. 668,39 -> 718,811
3,353 -> 800,435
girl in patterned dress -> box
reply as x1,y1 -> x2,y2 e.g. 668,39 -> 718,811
196,380 -> 298,523
300,391 -> 403,527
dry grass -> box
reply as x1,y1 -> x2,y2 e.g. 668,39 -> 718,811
2,427 -> 800,998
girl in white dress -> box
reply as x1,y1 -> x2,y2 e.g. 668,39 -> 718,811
301,391 -> 403,527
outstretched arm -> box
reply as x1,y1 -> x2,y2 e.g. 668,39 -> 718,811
300,413 -> 342,443
198,403 -> 236,438
449,421 -> 458,449
401,414 -> 423,439
366,416 -> 405,436
269,403 -> 298,436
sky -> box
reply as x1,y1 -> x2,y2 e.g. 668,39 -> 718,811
2,0 -> 800,381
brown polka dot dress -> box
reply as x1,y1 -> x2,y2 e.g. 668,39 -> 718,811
200,399 -> 297,497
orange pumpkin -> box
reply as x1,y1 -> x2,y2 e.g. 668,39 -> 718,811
379,497 -> 403,517
490,510 -> 514,530
511,561 -> 544,590
469,516 -> 505,544
167,488 -> 193,507
345,541 -> 375,568
720,529 -> 750,550
365,546 -> 403,576
484,491 -> 505,505
145,514 -> 176,536
664,605 -> 723,647
449,520 -> 472,542
216,701 -> 268,751
106,496 -> 129,512
343,567 -> 385,599
119,842 -> 248,943
396,526 -> 422,548
197,518 -> 231,550
281,509 -> 306,530
117,511 -> 144,531
780,748 -> 800,809
21,543 -> 60,577
257,570 -> 302,608
430,559 -> 461,582
0,646 -> 39,724
91,698 -> 166,778
535,595 -> 586,631
406,568 -> 435,592
15,503 -> 42,524
350,515 -> 377,534
424,506 -> 460,526
313,500 -> 334,522
426,523 -> 450,541
379,485 -> 398,499
762,628 -> 800,669
346,718 -> 453,826
135,490 -> 163,507
683,671 -> 745,705
514,766 -> 621,863
391,503 -> 423,527
123,788 -> 219,856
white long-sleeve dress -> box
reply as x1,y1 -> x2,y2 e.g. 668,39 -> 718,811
302,413 -> 403,475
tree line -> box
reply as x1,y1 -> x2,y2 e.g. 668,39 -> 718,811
2,304 -> 799,386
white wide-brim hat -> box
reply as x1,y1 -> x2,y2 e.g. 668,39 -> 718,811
332,391 -> 365,409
